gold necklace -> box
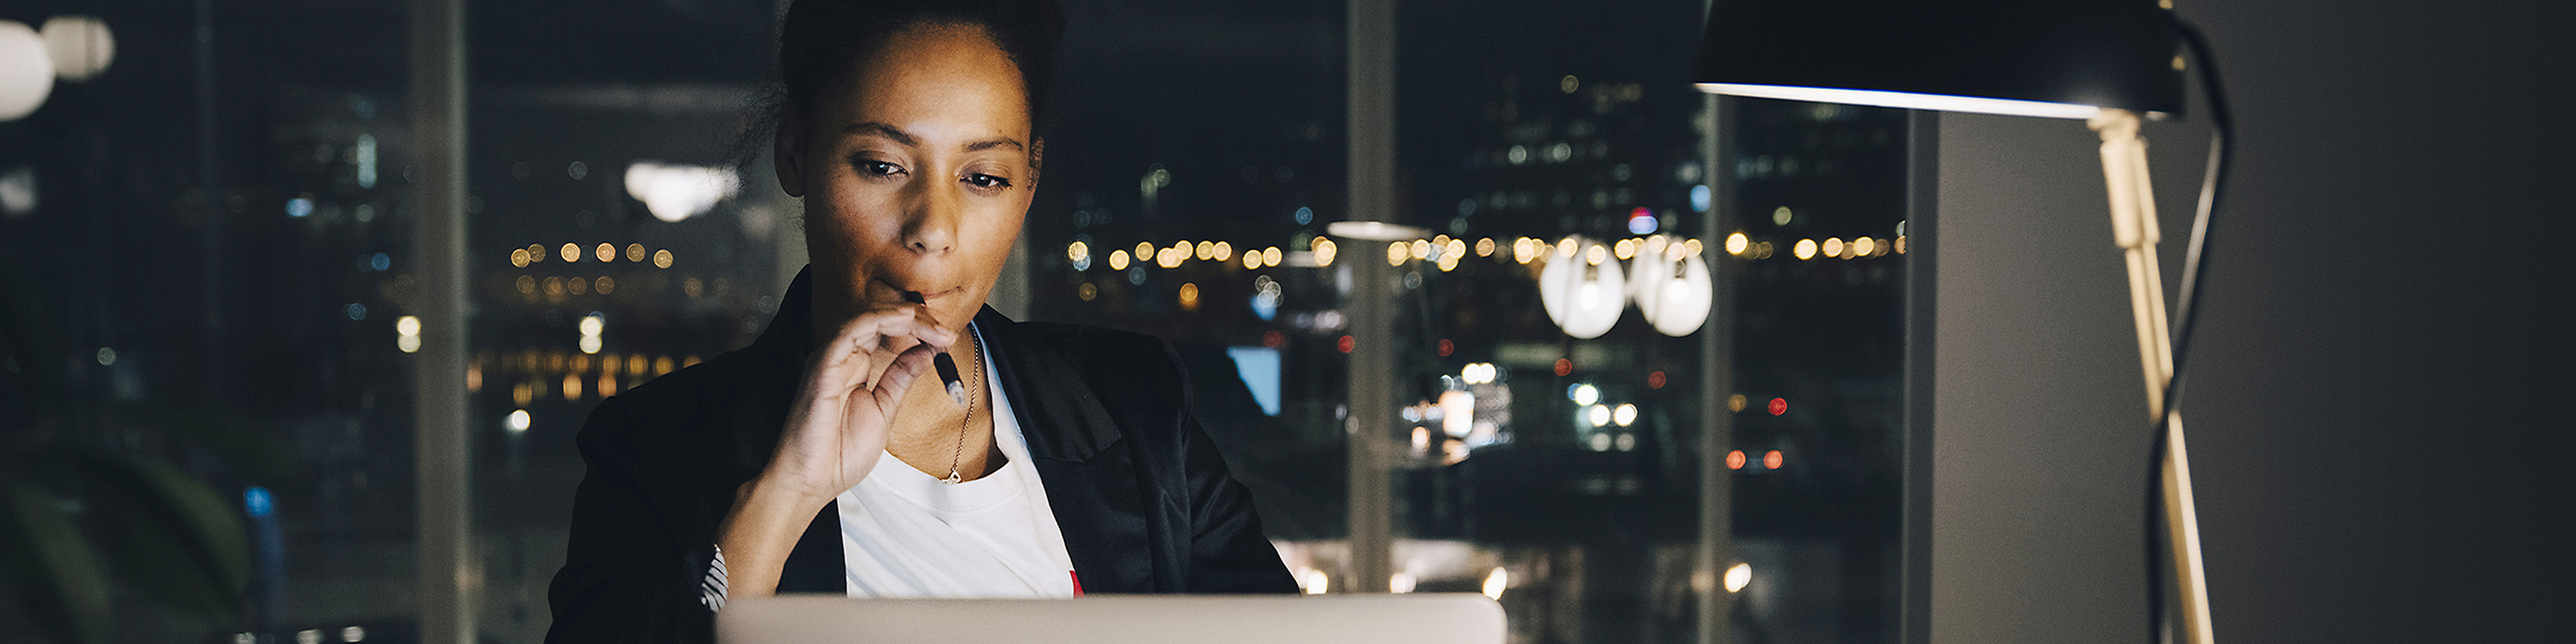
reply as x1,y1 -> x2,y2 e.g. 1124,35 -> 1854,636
943,325 -> 983,484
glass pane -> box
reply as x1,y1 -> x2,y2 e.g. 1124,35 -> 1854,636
3,2 -> 1915,643
1392,1 -> 1716,642
0,3 -> 423,643
1721,97 -> 1911,643
464,2 -> 786,642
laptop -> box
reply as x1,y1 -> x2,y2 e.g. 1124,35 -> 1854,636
717,594 -> 1505,644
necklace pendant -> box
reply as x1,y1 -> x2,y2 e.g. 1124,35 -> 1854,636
944,468 -> 963,484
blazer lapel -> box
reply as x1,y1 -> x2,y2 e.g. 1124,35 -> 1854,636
975,309 -> 1159,593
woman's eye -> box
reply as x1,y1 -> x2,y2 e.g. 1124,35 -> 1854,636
857,160 -> 904,177
964,174 -> 1013,190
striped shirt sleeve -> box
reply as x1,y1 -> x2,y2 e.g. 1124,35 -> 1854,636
700,543 -> 729,612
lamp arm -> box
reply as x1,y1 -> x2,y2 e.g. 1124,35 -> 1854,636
2090,111 -> 2177,414
2093,106 -> 2217,644
2139,19 -> 2237,644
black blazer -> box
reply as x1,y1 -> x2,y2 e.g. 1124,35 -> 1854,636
544,268 -> 1298,644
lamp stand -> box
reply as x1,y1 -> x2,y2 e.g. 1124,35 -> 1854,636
2090,109 -> 2216,644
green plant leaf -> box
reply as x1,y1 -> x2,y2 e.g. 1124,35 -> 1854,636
68,462 -> 238,624
68,449 -> 251,623
0,480 -> 111,644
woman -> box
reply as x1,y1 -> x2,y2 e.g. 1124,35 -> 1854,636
544,1 -> 1297,641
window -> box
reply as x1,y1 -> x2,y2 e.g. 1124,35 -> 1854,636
0,1 -> 1915,642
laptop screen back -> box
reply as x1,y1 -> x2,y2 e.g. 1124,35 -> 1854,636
718,594 -> 1505,644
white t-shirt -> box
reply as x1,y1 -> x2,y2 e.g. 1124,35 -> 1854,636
833,331 -> 1079,598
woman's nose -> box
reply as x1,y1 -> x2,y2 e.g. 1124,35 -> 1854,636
899,181 -> 960,255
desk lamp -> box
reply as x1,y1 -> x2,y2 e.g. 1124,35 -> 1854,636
1694,1 -> 2234,643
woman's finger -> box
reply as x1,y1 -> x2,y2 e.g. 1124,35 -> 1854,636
865,342 -> 941,418
819,309 -> 912,364
810,306 -> 954,392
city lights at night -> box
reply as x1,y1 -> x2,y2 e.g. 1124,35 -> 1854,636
0,0 -> 2059,642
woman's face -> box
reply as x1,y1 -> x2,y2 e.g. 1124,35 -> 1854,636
777,22 -> 1036,336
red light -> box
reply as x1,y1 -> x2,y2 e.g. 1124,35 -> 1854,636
1337,335 -> 1354,353
1552,358 -> 1572,376
1725,449 -> 1746,470
1437,339 -> 1454,356
1262,330 -> 1286,347
1646,370 -> 1667,388
1767,397 -> 1787,415
1762,449 -> 1784,469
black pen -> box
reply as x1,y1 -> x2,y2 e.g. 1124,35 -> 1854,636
903,290 -> 970,407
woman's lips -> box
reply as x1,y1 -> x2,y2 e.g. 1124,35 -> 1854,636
879,280 -> 961,304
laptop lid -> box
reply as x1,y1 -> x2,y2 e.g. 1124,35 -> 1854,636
717,594 -> 1505,644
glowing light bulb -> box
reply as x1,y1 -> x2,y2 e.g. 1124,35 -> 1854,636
1629,248 -> 1715,336
1540,239 -> 1624,339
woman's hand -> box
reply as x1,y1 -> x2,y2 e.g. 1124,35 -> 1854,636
717,305 -> 954,600
762,305 -> 957,504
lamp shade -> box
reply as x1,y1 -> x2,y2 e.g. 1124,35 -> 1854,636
1694,0 -> 2185,119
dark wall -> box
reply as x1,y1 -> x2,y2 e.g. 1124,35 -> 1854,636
1929,0 -> 2569,643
